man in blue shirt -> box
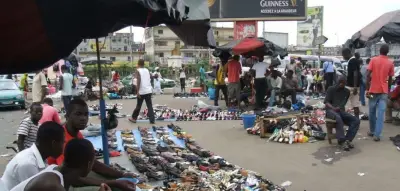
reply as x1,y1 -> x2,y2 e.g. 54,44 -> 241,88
323,61 -> 335,90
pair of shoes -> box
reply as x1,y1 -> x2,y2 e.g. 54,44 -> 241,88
373,136 -> 381,142
339,141 -> 350,151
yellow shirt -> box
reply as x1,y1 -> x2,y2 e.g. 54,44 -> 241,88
215,64 -> 227,85
314,75 -> 323,82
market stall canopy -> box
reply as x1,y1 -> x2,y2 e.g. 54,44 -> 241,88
81,58 -> 113,65
347,9 -> 400,49
212,37 -> 288,59
1,0 -> 214,73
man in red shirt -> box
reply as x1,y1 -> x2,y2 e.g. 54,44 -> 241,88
366,44 -> 394,141
39,98 -> 61,125
48,99 -> 137,191
226,55 -> 242,107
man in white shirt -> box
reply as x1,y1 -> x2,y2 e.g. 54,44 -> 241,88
252,56 -> 269,109
32,70 -> 47,104
59,65 -> 75,112
129,59 -> 155,124
2,121 -> 65,190
268,70 -> 282,107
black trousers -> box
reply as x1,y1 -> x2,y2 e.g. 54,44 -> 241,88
281,89 -> 296,104
325,72 -> 335,90
131,93 -> 155,122
214,84 -> 228,106
254,78 -> 267,108
180,78 -> 185,92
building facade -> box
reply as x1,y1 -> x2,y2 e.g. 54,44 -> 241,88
76,33 -> 144,61
145,25 -> 234,65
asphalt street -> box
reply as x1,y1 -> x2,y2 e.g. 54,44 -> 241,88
0,94 -> 400,191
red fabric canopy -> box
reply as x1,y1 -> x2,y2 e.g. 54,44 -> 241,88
232,38 -> 264,55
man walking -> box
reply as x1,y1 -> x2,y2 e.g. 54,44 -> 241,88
226,55 -> 242,107
214,60 -> 228,107
366,44 -> 394,141
32,70 -> 47,104
360,58 -> 370,106
325,77 -> 360,151
129,59 -> 155,124
342,48 -> 361,118
59,65 -> 75,112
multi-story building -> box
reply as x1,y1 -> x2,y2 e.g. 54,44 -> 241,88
356,43 -> 400,59
144,25 -> 234,65
76,33 -> 144,62
287,45 -> 342,56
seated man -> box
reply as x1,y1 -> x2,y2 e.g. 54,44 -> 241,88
17,103 -> 43,151
324,77 -> 360,151
281,70 -> 299,104
268,70 -> 282,107
12,139 -> 111,191
385,83 -> 400,123
2,122 -> 64,190
47,99 -> 137,191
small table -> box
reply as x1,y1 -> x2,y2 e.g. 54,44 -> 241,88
257,113 -> 310,138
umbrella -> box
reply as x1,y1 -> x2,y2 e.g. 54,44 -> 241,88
348,10 -> 400,49
212,37 -> 288,59
1,0 -> 215,166
1,0 -> 215,73
81,58 -> 113,65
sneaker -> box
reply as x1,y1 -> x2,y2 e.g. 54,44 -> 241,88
128,118 -> 137,123
345,141 -> 354,149
373,136 -> 380,142
367,132 -> 374,137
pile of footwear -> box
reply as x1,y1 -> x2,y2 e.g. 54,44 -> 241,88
143,123 -> 284,191
173,93 -> 207,98
137,108 -> 243,121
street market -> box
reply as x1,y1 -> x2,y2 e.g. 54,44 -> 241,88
1,0 -> 400,191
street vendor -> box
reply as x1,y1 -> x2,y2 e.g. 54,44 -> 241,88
281,70 -> 298,104
324,77 -> 360,151
385,81 -> 400,123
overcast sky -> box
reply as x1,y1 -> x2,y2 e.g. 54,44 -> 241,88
117,0 -> 400,46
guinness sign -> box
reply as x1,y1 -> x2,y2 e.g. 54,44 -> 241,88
210,0 -> 307,21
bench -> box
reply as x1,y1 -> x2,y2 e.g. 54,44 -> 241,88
325,118 -> 337,144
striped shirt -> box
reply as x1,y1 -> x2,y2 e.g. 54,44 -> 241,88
17,118 -> 39,149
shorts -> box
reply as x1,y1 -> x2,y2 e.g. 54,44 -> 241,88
346,86 -> 361,108
228,82 -> 241,101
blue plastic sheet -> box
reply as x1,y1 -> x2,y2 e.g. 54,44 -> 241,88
168,128 -> 185,148
85,131 -> 124,151
132,129 -> 143,148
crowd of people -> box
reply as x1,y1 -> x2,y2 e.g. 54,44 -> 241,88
212,44 -> 396,151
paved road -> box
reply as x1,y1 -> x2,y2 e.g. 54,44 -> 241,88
1,95 -> 400,191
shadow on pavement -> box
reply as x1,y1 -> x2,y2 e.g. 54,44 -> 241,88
312,145 -> 361,165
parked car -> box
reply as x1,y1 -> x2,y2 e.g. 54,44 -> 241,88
0,79 -> 25,109
121,74 -> 176,93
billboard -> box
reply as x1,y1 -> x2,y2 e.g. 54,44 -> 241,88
263,32 -> 288,48
209,0 -> 307,21
234,21 -> 258,40
296,6 -> 324,47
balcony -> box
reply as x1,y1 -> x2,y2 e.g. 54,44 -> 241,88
153,35 -> 180,40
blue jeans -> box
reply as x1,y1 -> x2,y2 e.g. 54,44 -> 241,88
326,109 -> 360,142
269,89 -> 279,107
369,94 -> 388,137
359,81 -> 366,105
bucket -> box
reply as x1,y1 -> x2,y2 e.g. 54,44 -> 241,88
242,114 -> 256,129
208,88 -> 215,100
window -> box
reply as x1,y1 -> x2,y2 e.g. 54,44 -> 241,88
175,41 -> 180,45
124,46 -> 127,51
159,53 -> 164,57
155,41 -> 167,46
185,53 -> 194,57
158,30 -> 163,34
214,31 -> 219,36
83,39 -> 87,43
127,56 -> 131,61
110,57 -> 116,61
